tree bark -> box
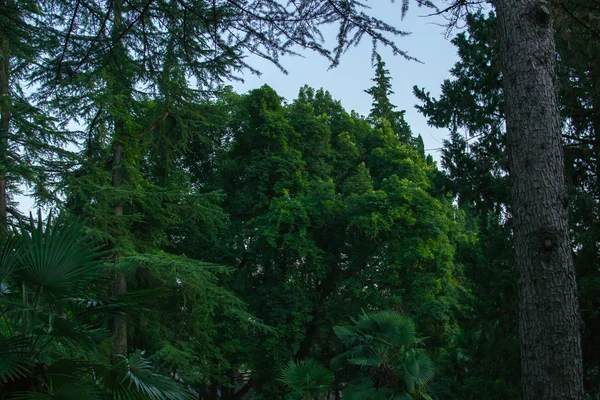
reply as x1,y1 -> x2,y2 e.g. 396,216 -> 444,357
494,0 -> 584,398
112,142 -> 126,356
110,0 -> 128,357
0,0 -> 10,233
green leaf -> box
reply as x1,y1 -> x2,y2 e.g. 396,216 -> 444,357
280,358 -> 334,398
0,234 -> 23,284
18,216 -> 103,298
101,350 -> 195,400
342,379 -> 377,400
0,336 -> 35,383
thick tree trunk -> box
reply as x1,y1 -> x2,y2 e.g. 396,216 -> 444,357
494,0 -> 584,398
0,1 -> 9,233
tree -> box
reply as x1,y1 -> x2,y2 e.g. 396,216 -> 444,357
477,2 -> 584,397
414,15 -> 518,397
416,5 -> 591,397
197,85 -> 466,398
0,0 -> 73,232
365,54 -> 412,143
0,0 -> 8,231
29,0 -> 427,359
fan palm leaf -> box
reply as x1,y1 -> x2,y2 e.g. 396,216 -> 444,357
404,352 -> 434,386
333,311 -> 434,400
355,310 -> 416,348
0,336 -> 35,383
35,315 -> 110,355
101,351 -> 195,400
280,358 -> 334,399
342,379 -> 377,400
0,234 -> 23,284
17,216 -> 103,298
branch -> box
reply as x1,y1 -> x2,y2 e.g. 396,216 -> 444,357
56,0 -> 82,81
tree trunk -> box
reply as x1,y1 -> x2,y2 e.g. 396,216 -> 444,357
494,0 -> 584,398
0,0 -> 10,233
110,0 -> 128,357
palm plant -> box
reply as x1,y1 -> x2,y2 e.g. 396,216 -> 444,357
0,214 -> 194,399
332,310 -> 434,400
280,358 -> 334,400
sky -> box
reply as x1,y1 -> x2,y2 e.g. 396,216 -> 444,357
16,2 -> 460,214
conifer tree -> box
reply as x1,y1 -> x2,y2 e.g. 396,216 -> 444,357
365,53 -> 412,143
0,0 -> 72,232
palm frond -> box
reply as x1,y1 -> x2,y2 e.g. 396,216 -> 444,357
0,234 -> 23,284
342,379 -> 376,400
404,352 -> 434,385
0,336 -> 35,383
334,311 -> 434,400
346,355 -> 382,367
280,358 -> 334,398
333,325 -> 360,346
356,311 -> 416,347
65,288 -> 168,322
101,350 -> 195,400
37,315 -> 110,355
331,345 -> 367,369
17,216 -> 103,298
44,359 -> 98,382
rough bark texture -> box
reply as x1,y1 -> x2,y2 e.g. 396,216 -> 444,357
494,0 -> 584,398
0,0 -> 9,233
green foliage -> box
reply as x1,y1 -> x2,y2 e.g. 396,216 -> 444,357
365,54 -> 412,143
280,359 -> 334,400
0,215 -> 193,399
121,252 -> 270,388
194,84 -> 467,398
0,1 -> 74,227
1,1 -> 558,399
413,13 -> 519,399
333,311 -> 434,400
102,351 -> 194,400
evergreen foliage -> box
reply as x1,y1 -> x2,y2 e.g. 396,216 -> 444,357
365,54 -> 412,143
1,1 -> 598,398
280,359 -> 334,400
0,0 -> 73,229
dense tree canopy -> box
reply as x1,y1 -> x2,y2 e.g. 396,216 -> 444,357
0,0 -> 598,399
